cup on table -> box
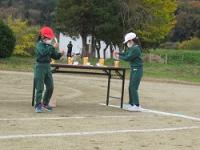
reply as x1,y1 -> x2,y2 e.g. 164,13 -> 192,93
67,57 -> 73,65
114,60 -> 120,67
83,57 -> 89,65
98,58 -> 105,66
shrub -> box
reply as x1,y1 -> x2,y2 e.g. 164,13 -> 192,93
0,19 -> 16,58
159,42 -> 179,49
7,16 -> 38,56
179,38 -> 200,50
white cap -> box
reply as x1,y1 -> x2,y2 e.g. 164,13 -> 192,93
123,32 -> 137,44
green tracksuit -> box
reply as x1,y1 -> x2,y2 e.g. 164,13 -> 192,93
34,41 -> 62,107
119,44 -> 143,105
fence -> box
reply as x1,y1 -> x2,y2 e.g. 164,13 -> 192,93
144,51 -> 200,65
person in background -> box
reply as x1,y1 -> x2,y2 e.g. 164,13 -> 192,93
67,41 -> 73,57
34,26 -> 64,113
113,32 -> 143,111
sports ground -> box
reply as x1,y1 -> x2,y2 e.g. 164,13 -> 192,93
0,71 -> 199,150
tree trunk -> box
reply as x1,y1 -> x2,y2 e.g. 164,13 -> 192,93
81,33 -> 87,57
91,36 -> 96,58
95,40 -> 101,59
103,44 -> 109,59
109,44 -> 113,59
96,49 -> 100,59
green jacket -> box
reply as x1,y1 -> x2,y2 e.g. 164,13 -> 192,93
35,41 -> 62,63
119,45 -> 143,68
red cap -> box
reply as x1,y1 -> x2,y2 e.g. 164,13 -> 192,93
40,26 -> 55,39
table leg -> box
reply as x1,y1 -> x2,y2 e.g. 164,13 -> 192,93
106,70 -> 111,106
121,70 -> 125,108
32,78 -> 35,107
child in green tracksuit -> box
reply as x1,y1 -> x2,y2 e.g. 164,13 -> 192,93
114,32 -> 143,111
34,26 -> 63,113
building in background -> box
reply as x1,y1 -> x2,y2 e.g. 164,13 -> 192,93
59,33 -> 118,58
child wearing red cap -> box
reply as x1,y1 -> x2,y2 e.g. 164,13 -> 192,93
34,26 -> 63,113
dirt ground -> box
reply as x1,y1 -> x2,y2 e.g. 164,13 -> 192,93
0,71 -> 199,150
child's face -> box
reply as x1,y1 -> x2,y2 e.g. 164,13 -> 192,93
127,40 -> 134,48
43,38 -> 53,45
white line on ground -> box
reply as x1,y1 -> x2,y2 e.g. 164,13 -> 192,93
99,103 -> 200,122
0,115 -> 139,121
142,108 -> 200,122
1,104 -> 199,121
0,126 -> 198,139
0,100 -> 28,102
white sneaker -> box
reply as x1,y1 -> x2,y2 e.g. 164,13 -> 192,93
127,105 -> 142,112
123,104 -> 132,109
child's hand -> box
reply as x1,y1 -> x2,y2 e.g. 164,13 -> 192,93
53,43 -> 59,48
60,50 -> 65,56
113,50 -> 120,60
113,50 -> 119,57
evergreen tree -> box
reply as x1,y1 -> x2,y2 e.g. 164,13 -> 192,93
0,18 -> 16,58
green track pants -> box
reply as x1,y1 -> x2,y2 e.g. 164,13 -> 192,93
34,63 -> 53,106
129,67 -> 143,105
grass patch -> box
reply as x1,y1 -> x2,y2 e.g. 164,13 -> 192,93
148,49 -> 200,65
1,56 -> 200,83
0,56 -> 34,72
144,63 -> 200,83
